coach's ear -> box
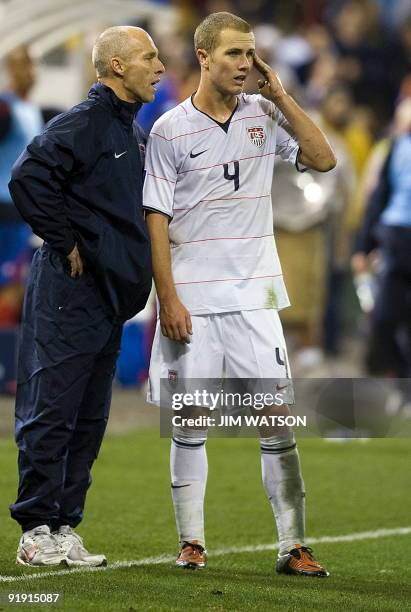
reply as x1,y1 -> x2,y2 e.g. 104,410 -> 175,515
197,48 -> 209,69
111,56 -> 125,77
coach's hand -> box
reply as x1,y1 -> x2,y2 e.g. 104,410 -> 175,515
253,53 -> 287,103
67,244 -> 84,278
160,297 -> 193,344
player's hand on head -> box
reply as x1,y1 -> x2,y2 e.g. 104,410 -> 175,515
160,297 -> 192,344
253,53 -> 287,103
66,244 -> 84,278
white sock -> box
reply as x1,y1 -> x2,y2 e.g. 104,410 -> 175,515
260,436 -> 305,555
170,429 -> 208,548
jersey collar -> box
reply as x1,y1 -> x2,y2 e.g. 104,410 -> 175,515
190,94 -> 239,133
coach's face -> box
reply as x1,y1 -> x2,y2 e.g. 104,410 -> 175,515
120,31 -> 165,103
205,29 -> 255,96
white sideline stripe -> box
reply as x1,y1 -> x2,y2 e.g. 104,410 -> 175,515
1,526 -> 410,583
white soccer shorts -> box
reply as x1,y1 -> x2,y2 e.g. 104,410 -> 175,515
147,309 -> 293,406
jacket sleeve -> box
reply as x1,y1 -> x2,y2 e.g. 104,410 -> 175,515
355,141 -> 393,254
8,109 -> 91,256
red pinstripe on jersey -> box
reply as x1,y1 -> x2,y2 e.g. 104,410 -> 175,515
145,172 -> 176,184
231,113 -> 270,124
174,274 -> 282,286
151,125 -> 217,141
171,234 -> 274,246
151,113 -> 270,142
173,193 -> 270,212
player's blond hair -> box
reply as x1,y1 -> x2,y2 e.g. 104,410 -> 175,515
194,12 -> 251,53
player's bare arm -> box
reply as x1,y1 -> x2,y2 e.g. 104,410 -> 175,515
146,212 -> 192,343
253,53 -> 336,172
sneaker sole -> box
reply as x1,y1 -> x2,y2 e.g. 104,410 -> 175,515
176,561 -> 206,570
16,557 -> 69,567
65,557 -> 107,568
276,567 -> 330,577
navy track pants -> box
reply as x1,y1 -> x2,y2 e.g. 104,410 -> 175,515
10,245 -> 122,532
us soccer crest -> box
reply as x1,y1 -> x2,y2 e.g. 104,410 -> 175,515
247,126 -> 265,147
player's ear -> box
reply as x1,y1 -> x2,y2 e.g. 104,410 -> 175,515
197,48 -> 209,69
111,56 -> 125,77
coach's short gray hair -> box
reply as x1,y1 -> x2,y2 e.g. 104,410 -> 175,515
92,26 -> 133,77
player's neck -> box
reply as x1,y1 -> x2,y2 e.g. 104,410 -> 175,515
193,83 -> 237,123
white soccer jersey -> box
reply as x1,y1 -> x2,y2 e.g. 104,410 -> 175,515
143,93 -> 302,315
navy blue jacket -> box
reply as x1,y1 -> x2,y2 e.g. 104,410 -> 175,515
9,82 -> 152,322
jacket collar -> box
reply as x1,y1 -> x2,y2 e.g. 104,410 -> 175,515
88,82 -> 142,126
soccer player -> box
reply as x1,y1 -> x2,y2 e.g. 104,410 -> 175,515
143,12 -> 335,576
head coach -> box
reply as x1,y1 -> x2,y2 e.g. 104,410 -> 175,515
8,26 -> 164,567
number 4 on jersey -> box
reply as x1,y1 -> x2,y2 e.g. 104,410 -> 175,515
223,161 -> 240,191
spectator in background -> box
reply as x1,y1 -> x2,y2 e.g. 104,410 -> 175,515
316,85 -> 359,355
273,159 -> 329,368
315,85 -> 376,264
305,51 -> 340,109
318,83 -> 373,181
375,0 -> 411,32
390,17 -> 411,98
0,46 -> 43,326
329,0 -> 395,122
275,101 -> 355,368
353,97 -> 411,378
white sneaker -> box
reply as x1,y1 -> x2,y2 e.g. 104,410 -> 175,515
54,526 -> 107,567
16,525 -> 68,566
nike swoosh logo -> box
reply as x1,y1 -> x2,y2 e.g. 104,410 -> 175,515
171,484 -> 191,489
190,149 -> 208,158
276,384 -> 288,391
114,151 -> 127,159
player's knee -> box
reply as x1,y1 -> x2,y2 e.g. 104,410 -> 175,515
259,432 -> 296,455
172,426 -> 208,448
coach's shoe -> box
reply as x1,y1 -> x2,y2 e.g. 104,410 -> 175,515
16,525 -> 68,566
54,526 -> 107,567
276,544 -> 329,577
176,540 -> 207,569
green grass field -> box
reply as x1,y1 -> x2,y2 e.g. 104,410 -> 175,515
0,431 -> 410,611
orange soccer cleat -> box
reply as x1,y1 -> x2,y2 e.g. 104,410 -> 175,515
276,544 -> 329,577
176,540 -> 207,570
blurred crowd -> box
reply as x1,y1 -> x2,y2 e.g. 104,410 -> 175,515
1,0 -> 411,386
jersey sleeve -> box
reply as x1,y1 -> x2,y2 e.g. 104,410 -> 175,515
143,129 -> 177,218
270,106 -> 306,172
